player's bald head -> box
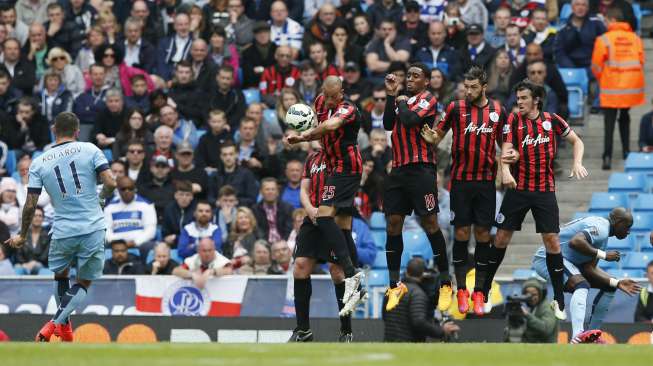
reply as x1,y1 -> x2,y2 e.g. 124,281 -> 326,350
610,207 -> 633,226
323,75 -> 342,90
322,76 -> 344,107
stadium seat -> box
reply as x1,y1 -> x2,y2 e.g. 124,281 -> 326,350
573,211 -> 601,220
633,3 -> 642,34
5,150 -> 16,176
623,252 -> 652,269
403,231 -> 431,259
171,249 -> 181,264
103,149 -> 113,162
371,231 -> 386,249
146,249 -> 155,264
243,88 -> 261,104
512,269 -> 538,280
372,253 -> 387,269
370,212 -> 386,229
588,192 -> 627,212
366,270 -> 388,287
607,236 -> 635,251
196,129 -> 207,139
599,259 -> 618,270
625,153 -> 653,172
631,213 -> 653,232
608,172 -> 646,193
633,193 -> 653,212
559,68 -> 589,119
264,109 -> 277,125
559,3 -> 572,24
607,269 -> 644,278
38,268 -> 53,275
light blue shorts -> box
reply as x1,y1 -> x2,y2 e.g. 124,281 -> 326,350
532,255 -> 581,284
48,230 -> 106,280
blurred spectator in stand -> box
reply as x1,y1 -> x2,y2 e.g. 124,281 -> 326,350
73,64 -> 107,137
113,109 -> 154,158
225,0 -> 254,50
352,215 -> 377,267
167,62 -> 204,126
39,69 -> 73,124
214,185 -> 239,243
485,7 -> 511,48
13,206 -> 49,275
362,86 -> 387,134
590,0 -> 636,31
487,49 -> 514,105
130,0 -> 164,47
159,103 -> 199,149
281,160 -> 302,208
443,3 -> 467,50
93,88 -> 127,149
224,206 -> 262,258
362,128 -> 392,174
92,43 -> 155,97
365,19 -> 410,81
1,6 -> 29,46
15,156 -> 52,223
504,23 -> 526,69
237,115 -> 281,179
237,240 -> 272,274
125,140 -> 151,185
343,61 -> 372,106
457,0 -> 488,30
119,17 -> 156,74
308,41 -> 340,81
591,7 -> 644,170
208,26 -> 240,77
296,61 -> 320,105
351,13 -> 373,48
138,155 -> 175,222
260,45 -> 300,107
253,177 -> 294,242
505,60 -> 558,113
105,176 -> 157,259
1,37 -> 36,96
156,12 -> 193,81
203,0 -> 229,32
634,260 -> 653,322
178,201 -> 223,258
639,100 -> 653,152
43,3 -> 73,54
0,244 -> 13,275
75,26 -> 104,72
286,208 -> 304,253
329,24 -> 365,72
162,180 -> 196,248
366,0 -> 404,28
461,24 -> 496,72
1,96 -> 50,153
188,38 -> 217,92
275,87 -> 301,129
268,239 -> 292,274
338,0 -> 365,22
152,125 -> 175,166
399,1 -> 428,52
356,156 -> 384,219
414,21 -> 461,82
124,75 -> 151,114
207,65 -> 246,131
269,0 -> 303,58
103,239 -> 146,275
210,141 -> 259,206
302,3 -> 337,49
172,238 -> 232,289
24,22 -> 48,81
522,8 -> 555,62
429,68 -> 455,109
146,243 -> 179,275
555,0 -> 606,69
171,142 -> 210,199
278,129 -> 310,169
0,70 -> 21,118
196,110 -> 231,173
97,10 -> 120,45
241,21 -> 277,89
189,5 -> 211,41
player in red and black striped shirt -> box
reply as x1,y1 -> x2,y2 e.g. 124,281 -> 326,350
422,66 -> 508,315
381,63 -> 453,312
291,147 -> 360,342
491,80 -> 588,320
259,46 -> 301,99
286,76 -> 365,318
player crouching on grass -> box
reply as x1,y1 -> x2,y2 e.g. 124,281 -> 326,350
6,112 -> 117,342
382,64 -> 454,313
421,66 -> 509,316
532,208 -> 641,343
491,80 -> 589,321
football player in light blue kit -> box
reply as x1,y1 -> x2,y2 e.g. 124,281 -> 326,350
531,207 -> 640,343
6,112 -> 116,342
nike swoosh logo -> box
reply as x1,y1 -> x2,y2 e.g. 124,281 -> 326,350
554,269 -> 564,272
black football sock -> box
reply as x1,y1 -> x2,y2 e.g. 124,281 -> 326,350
54,277 -> 70,308
294,278 -> 312,331
452,239 -> 469,290
334,282 -> 352,333
546,252 -> 566,310
427,230 -> 450,285
341,229 -> 359,267
473,241 -> 490,293
316,217 -> 355,277
386,234 -> 403,287
484,246 -> 506,299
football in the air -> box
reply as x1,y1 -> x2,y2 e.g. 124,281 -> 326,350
285,103 -> 315,132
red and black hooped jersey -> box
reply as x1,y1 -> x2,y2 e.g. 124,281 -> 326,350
302,149 -> 328,208
504,111 -> 571,192
437,99 -> 507,181
259,65 -> 301,95
317,64 -> 342,81
314,94 -> 362,175
388,90 -> 438,168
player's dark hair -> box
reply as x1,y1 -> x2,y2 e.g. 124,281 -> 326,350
218,184 -> 237,198
406,257 -> 426,278
514,79 -> 546,111
409,63 -> 431,80
53,112 -> 80,138
464,66 -> 488,85
174,180 -> 193,193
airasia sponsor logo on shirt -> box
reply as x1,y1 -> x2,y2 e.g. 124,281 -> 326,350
521,133 -> 550,147
464,123 -> 494,135
310,162 -> 327,175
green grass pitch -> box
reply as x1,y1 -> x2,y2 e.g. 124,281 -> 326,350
2,343 -> 653,366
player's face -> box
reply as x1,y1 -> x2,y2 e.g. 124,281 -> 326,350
406,67 -> 427,94
323,86 -> 343,109
174,190 -> 193,208
112,244 -> 128,263
613,221 -> 632,240
118,181 -> 136,203
195,204 -> 213,225
463,79 -> 486,104
516,89 -> 537,114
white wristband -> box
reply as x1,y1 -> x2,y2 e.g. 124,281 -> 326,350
609,278 -> 619,288
596,250 -> 607,260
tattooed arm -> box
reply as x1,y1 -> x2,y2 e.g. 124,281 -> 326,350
5,192 -> 39,248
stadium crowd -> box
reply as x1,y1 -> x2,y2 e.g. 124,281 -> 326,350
0,0 -> 646,281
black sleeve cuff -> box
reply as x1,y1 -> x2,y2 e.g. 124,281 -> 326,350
96,163 -> 110,174
27,187 -> 42,195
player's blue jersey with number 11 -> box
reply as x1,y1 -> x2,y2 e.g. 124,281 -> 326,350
27,141 -> 110,239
